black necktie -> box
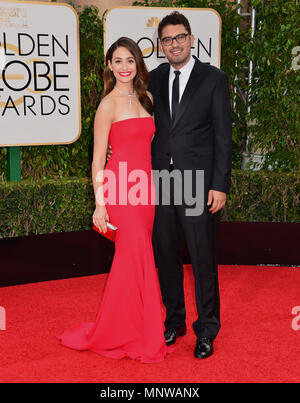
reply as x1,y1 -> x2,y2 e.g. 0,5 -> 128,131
171,70 -> 181,122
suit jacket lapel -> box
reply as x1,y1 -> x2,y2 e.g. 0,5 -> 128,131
159,64 -> 171,126
171,57 -> 204,130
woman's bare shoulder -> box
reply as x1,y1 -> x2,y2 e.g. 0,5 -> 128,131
97,94 -> 115,113
94,95 -> 116,125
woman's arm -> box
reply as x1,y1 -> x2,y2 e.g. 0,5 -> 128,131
91,97 -> 114,231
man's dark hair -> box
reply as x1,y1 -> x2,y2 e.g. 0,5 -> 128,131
158,11 -> 192,39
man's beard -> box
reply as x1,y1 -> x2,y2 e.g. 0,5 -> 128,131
168,48 -> 190,67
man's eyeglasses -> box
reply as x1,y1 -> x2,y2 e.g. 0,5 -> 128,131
160,33 -> 190,47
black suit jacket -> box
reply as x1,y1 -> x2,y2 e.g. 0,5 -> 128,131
149,56 -> 232,194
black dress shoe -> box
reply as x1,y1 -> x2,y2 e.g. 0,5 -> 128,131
194,337 -> 213,359
164,325 -> 187,346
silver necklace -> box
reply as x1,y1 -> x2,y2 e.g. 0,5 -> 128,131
114,86 -> 136,105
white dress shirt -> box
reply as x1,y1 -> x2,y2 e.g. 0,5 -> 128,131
168,56 -> 195,165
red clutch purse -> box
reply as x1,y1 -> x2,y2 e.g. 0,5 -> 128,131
93,222 -> 118,242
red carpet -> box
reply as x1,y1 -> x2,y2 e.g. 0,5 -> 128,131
0,265 -> 299,383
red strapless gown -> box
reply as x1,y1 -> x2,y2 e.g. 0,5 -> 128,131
58,117 -> 174,363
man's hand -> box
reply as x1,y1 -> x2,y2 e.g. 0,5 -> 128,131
106,143 -> 112,161
207,190 -> 226,214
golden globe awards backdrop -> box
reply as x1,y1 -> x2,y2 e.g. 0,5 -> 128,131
0,0 -> 81,146
104,7 -> 221,71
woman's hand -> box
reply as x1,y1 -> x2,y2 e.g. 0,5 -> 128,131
93,205 -> 109,233
106,143 -> 112,161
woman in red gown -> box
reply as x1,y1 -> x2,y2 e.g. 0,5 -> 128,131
58,37 -> 174,363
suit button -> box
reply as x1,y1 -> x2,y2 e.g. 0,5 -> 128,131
166,152 -> 170,157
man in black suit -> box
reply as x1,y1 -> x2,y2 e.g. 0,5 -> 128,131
149,11 -> 232,359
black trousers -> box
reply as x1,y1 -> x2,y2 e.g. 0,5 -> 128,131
152,165 -> 221,340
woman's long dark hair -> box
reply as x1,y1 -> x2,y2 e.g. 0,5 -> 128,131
102,37 -> 153,116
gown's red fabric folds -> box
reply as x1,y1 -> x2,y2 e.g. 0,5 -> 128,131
58,117 -> 174,363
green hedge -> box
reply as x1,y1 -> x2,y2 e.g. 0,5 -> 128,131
0,4 -> 104,181
0,177 -> 94,238
0,1 -> 299,237
133,0 -> 300,172
0,0 -> 299,181
1,170 -> 299,238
